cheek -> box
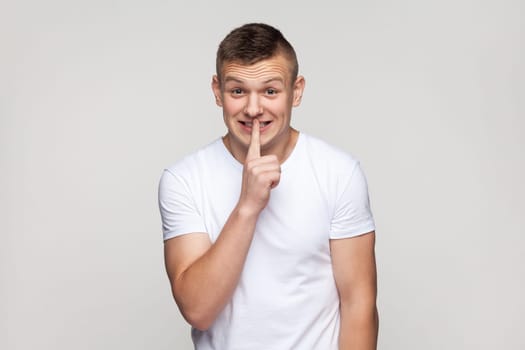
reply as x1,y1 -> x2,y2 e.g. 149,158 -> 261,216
223,99 -> 243,116
267,100 -> 290,116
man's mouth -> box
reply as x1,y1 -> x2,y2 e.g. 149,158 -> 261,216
240,121 -> 271,128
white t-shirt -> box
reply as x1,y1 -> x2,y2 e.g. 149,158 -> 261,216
158,133 -> 375,350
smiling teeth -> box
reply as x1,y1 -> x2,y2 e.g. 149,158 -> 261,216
244,121 -> 270,127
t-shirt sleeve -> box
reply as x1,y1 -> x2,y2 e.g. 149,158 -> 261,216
158,169 -> 207,241
329,162 -> 376,239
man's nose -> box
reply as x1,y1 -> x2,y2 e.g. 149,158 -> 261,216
244,93 -> 263,118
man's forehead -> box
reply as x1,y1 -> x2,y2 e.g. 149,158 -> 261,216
220,56 -> 292,83
223,75 -> 285,84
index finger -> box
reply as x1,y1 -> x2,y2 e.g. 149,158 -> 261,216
246,119 -> 260,161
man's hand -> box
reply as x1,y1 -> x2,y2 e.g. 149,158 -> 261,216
239,119 -> 281,215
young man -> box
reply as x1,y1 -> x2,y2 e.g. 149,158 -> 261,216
159,23 -> 378,349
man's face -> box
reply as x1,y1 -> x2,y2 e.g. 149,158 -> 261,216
212,54 -> 305,160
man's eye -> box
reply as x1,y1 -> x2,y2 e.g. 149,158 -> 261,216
266,88 -> 277,95
231,88 -> 243,95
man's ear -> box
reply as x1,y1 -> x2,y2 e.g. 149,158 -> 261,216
211,75 -> 223,107
292,75 -> 305,107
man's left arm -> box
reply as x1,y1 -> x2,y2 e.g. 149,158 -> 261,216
330,231 -> 378,350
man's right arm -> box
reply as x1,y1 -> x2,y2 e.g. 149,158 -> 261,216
164,120 -> 279,330
164,205 -> 258,330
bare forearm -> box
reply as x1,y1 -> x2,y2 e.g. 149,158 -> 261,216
173,205 -> 258,329
339,303 -> 379,350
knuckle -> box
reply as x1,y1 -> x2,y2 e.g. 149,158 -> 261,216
252,165 -> 262,176
246,161 -> 257,171
269,155 -> 279,162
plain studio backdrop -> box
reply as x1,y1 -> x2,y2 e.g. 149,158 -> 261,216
1,0 -> 523,349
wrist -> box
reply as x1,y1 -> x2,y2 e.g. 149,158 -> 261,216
234,202 -> 261,221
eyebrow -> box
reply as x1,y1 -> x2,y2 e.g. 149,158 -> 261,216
223,76 -> 285,84
263,77 -> 285,84
223,77 -> 244,84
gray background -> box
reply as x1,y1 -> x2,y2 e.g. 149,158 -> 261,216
2,0 -> 523,349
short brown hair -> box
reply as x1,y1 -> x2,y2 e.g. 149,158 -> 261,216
216,23 -> 299,83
